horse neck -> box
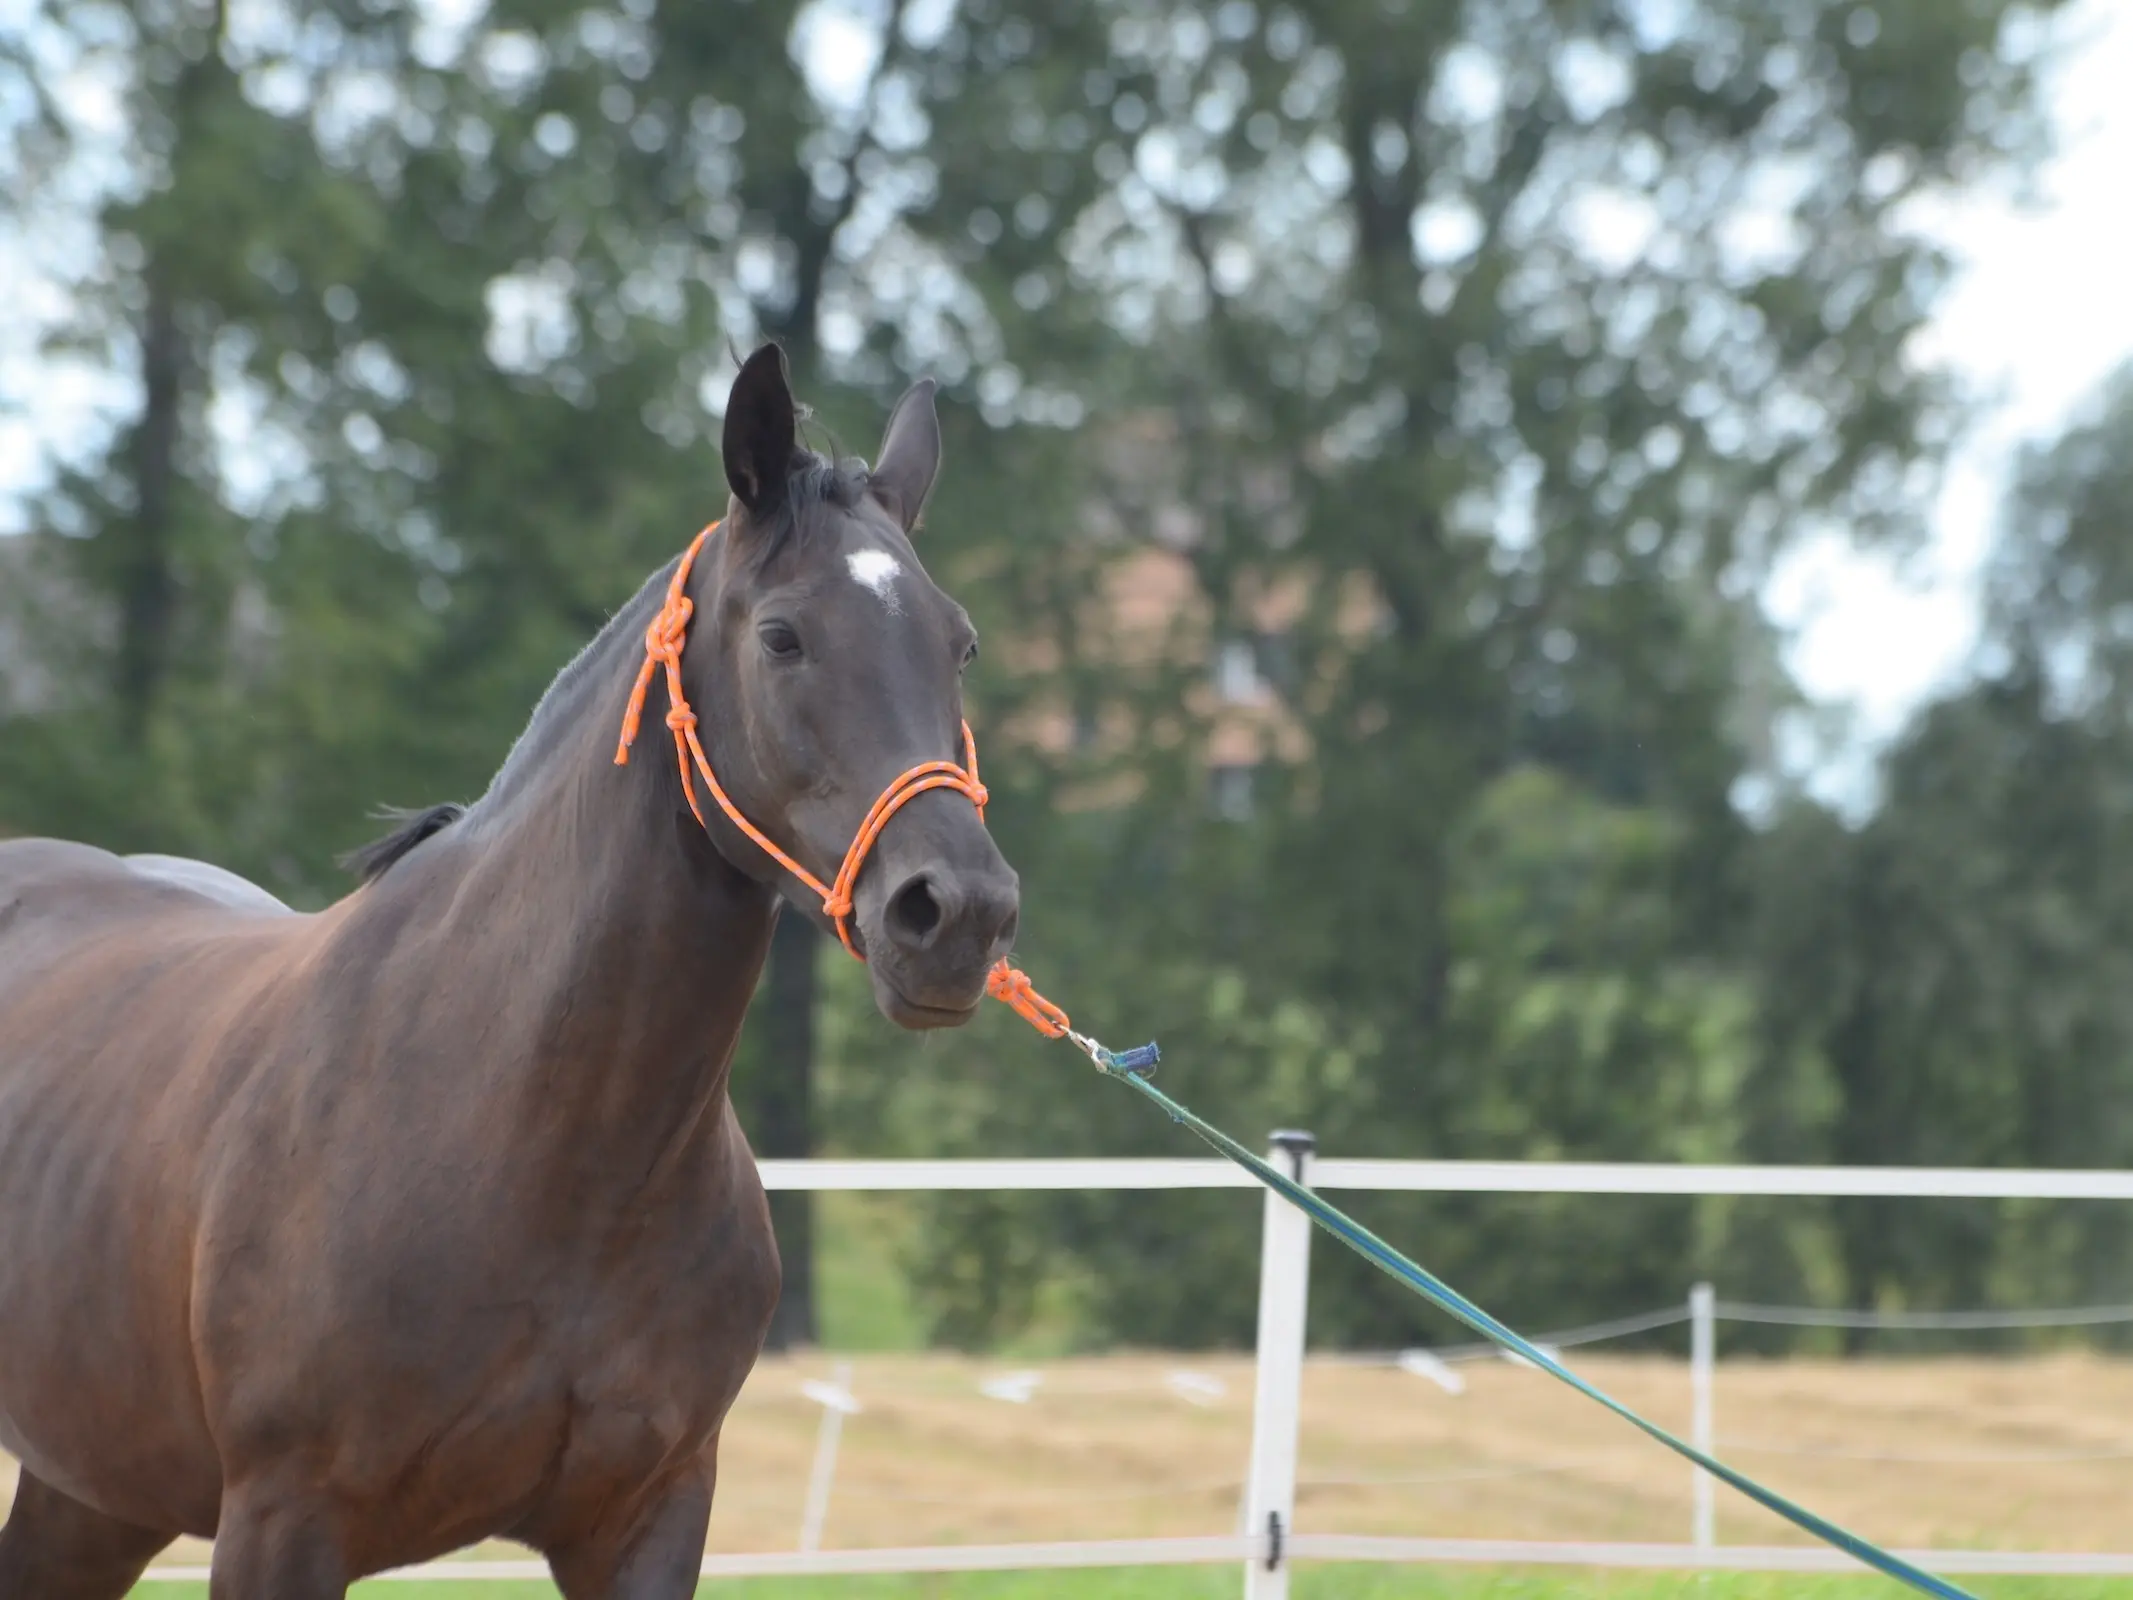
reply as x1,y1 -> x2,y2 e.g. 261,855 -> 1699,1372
436,568 -> 780,1170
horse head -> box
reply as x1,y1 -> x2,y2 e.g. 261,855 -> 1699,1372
666,343 -> 1021,1029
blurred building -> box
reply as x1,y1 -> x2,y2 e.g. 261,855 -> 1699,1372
1006,411 -> 1381,820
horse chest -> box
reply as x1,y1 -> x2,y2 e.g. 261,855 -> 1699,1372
251,1173 -> 780,1571
483,1192 -> 779,1553
448,1151 -> 781,1432
554,1223 -> 778,1425
193,1115 -> 780,1547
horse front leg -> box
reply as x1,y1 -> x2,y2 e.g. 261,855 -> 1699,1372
207,1484 -> 347,1600
0,1471 -> 173,1600
546,1450 -> 716,1600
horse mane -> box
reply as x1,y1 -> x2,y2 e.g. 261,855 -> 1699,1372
341,804 -> 468,885
341,445 -> 871,887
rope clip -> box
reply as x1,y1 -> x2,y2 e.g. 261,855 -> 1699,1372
1070,1032 -> 1160,1078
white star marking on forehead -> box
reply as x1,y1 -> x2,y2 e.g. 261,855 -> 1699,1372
846,548 -> 904,614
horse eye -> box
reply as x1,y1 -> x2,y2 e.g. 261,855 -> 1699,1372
759,621 -> 803,661
960,639 -> 980,670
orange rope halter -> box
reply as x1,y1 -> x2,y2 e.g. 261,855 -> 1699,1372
614,522 -> 1070,1039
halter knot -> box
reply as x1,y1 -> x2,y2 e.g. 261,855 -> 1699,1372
986,960 -> 1071,1038
614,521 -> 1069,1037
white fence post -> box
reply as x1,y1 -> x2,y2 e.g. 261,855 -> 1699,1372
798,1360 -> 859,1554
1689,1281 -> 1715,1552
1243,1130 -> 1315,1600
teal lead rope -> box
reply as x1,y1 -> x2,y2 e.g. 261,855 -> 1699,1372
1064,1033 -> 1979,1600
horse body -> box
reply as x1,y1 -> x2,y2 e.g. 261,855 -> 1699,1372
0,346 -> 1007,1597
0,684 -> 782,1579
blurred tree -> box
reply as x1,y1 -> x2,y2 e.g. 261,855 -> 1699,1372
816,0 -> 2072,1345
1741,368 -> 2133,1341
0,0 -> 434,868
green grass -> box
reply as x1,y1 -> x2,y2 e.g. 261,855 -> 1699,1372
808,1188 -> 1098,1359
128,1570 -> 2133,1598
809,1191 -> 1090,1358
812,1190 -> 925,1351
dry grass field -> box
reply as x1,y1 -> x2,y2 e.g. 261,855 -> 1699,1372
23,1349 -> 2125,1572
693,1349 -> 2133,1555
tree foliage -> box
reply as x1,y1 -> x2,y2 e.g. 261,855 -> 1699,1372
1737,373 -> 2133,1341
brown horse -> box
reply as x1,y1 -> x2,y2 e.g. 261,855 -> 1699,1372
0,343 -> 1019,1597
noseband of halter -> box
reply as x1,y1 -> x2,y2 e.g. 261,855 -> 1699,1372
613,522 -> 1068,1039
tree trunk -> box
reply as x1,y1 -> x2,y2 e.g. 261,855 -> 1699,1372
118,265 -> 183,737
758,909 -> 819,1348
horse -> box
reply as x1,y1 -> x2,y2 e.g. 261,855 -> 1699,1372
0,341 -> 1021,1597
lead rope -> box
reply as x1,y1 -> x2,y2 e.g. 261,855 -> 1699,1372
1077,1051 -> 1979,1600
618,521 -> 1971,1599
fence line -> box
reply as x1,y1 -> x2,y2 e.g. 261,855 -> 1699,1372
1720,1439 -> 2133,1464
781,1242 -> 2133,1590
1346,1295 -> 2133,1368
770,1147 -> 2133,1597
1284,1537 -> 2133,1576
1326,1304 -> 1696,1367
759,1155 -> 2133,1199
1714,1300 -> 2133,1329
812,1477 -> 1245,1506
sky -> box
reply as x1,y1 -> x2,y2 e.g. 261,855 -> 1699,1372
1764,0 -> 2133,764
5,0 -> 2133,789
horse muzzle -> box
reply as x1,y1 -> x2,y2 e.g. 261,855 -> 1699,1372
864,861 -> 1020,1030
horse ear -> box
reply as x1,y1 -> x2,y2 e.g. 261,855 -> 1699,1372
722,343 -> 797,514
868,378 -> 941,534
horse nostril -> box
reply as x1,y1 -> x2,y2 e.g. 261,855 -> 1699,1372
889,876 -> 945,945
